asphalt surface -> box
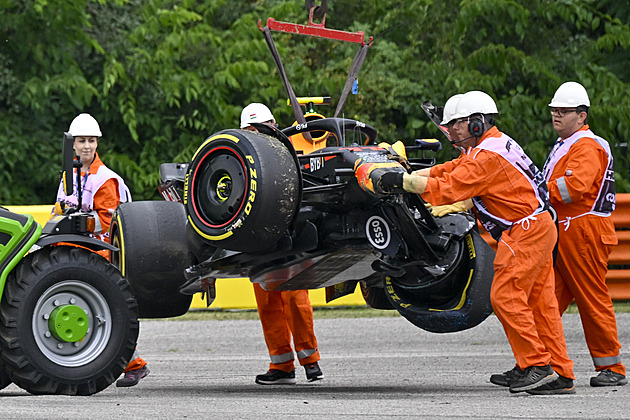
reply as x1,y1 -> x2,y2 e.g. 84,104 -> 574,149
1,312 -> 628,419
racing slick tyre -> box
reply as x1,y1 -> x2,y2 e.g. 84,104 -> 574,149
110,201 -> 192,318
185,129 -> 300,253
0,246 -> 138,395
0,366 -> 11,390
360,279 -> 394,310
385,230 -> 495,333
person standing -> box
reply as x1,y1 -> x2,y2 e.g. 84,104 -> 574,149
543,81 -> 627,387
370,91 -> 575,394
55,113 -> 149,387
239,103 -> 324,385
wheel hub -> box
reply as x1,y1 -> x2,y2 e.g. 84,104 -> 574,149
216,175 -> 232,201
194,151 -> 247,226
48,304 -> 89,342
33,280 -> 112,367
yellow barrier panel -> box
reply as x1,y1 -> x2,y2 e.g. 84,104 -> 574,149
190,277 -> 367,310
6,205 -> 53,227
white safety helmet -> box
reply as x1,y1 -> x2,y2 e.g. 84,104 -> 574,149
450,90 -> 499,120
68,113 -> 102,137
548,81 -> 590,107
240,103 -> 275,128
441,94 -> 464,125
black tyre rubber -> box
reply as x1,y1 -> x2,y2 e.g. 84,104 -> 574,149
385,230 -> 495,333
360,280 -> 394,310
110,201 -> 192,319
0,247 -> 138,395
0,366 -> 11,390
185,129 -> 300,253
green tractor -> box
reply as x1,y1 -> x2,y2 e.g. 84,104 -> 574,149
0,133 -> 138,395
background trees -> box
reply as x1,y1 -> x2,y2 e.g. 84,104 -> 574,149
1,0 -> 629,204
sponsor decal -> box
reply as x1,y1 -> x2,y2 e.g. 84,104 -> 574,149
465,232 -> 476,259
183,172 -> 189,204
366,215 -> 391,250
310,157 -> 324,172
244,155 -> 256,215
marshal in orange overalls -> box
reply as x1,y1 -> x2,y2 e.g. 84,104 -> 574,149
252,129 -> 323,374
544,125 -> 625,376
422,127 -> 574,379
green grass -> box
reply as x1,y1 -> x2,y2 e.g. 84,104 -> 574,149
152,306 -> 400,321
146,301 -> 630,321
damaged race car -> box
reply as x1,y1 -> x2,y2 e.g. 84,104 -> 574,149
111,114 -> 495,333
109,4 -> 495,333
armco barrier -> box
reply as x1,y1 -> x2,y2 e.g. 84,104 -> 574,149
480,193 -> 630,301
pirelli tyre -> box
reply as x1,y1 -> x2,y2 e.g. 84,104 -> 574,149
0,246 -> 138,395
185,129 -> 300,253
360,279 -> 394,310
110,201 -> 192,318
385,230 -> 495,333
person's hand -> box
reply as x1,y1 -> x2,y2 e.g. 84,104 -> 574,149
425,200 -> 472,217
378,172 -> 405,193
355,161 -> 406,194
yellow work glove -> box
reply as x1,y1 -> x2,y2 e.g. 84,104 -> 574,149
426,199 -> 472,217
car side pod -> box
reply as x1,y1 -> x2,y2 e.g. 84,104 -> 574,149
0,207 -> 42,302
385,229 -> 495,333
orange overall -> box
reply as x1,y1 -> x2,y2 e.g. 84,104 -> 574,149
545,125 -> 625,376
253,284 -> 320,372
423,127 -> 574,378
56,154 -> 147,373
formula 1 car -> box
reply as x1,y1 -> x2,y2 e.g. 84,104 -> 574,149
109,4 -> 495,333
111,115 -> 496,333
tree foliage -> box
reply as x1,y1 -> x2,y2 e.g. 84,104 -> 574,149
1,0 -> 629,204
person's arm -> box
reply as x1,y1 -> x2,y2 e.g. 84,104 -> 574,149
92,178 -> 120,236
418,151 -> 493,206
402,173 -> 429,194
411,168 -> 431,177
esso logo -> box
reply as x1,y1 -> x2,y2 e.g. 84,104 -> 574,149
366,215 -> 390,250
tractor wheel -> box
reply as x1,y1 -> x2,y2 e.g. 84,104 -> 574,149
0,247 -> 138,395
185,129 -> 300,253
110,201 -> 192,318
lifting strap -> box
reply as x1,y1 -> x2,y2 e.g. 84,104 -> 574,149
333,43 -> 370,118
259,13 -> 373,142
261,26 -> 312,141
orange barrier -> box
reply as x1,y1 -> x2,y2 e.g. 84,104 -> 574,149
607,193 -> 630,300
479,193 -> 630,301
